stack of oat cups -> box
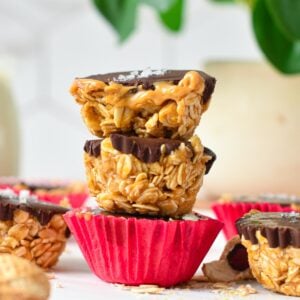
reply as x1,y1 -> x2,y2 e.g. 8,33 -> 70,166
64,69 -> 223,287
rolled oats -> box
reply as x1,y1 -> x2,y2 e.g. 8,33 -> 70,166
85,135 -> 209,217
13,210 -> 30,224
0,211 -> 68,269
242,231 -> 300,296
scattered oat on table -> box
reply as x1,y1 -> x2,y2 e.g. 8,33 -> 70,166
212,283 -> 257,297
115,277 -> 257,297
55,281 -> 63,288
118,284 -> 165,294
46,272 -> 56,280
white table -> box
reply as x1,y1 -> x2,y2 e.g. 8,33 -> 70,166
49,210 -> 296,300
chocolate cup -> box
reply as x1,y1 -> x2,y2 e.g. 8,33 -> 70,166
236,212 -> 300,248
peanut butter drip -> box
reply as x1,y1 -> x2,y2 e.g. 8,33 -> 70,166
70,70 -> 215,139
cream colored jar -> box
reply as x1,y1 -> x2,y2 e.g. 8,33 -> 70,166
199,61 -> 300,198
0,74 -> 19,176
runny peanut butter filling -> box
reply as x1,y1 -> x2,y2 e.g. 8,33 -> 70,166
70,70 -> 216,139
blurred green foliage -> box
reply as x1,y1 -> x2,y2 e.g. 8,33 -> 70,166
92,0 -> 300,74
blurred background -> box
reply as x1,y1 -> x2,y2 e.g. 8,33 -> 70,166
1,0 -> 299,198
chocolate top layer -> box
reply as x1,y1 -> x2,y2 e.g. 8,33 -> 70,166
232,194 -> 300,206
110,133 -> 184,163
236,212 -> 300,248
84,135 -> 184,163
17,182 -> 63,192
83,69 -> 216,104
203,147 -> 216,175
0,194 -> 69,226
84,139 -> 102,158
0,178 -> 65,191
84,135 -> 216,173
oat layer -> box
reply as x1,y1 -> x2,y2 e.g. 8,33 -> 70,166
242,231 -> 300,297
84,135 -> 211,217
0,210 -> 69,269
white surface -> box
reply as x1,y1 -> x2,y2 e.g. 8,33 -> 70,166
49,210 -> 295,300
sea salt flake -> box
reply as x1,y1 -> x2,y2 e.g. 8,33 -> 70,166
0,188 -> 16,198
139,68 -> 166,78
19,190 -> 30,204
113,69 -> 167,82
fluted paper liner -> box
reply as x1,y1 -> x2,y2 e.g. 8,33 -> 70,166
36,193 -> 88,208
212,202 -> 293,240
64,210 -> 223,287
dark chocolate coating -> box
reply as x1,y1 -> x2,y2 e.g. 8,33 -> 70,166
204,147 -> 216,175
84,139 -> 102,158
84,135 -> 216,174
84,135 -> 183,163
110,133 -> 183,163
0,194 -> 69,227
236,212 -> 300,248
19,182 -> 63,192
227,243 -> 249,271
0,179 -> 63,191
83,70 -> 216,105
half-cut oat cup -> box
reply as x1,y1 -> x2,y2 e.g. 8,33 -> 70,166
64,209 -> 223,287
0,189 -> 70,269
237,211 -> 300,297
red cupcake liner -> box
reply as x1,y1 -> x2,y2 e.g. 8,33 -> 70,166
212,202 -> 293,240
64,209 -> 223,287
35,193 -> 88,208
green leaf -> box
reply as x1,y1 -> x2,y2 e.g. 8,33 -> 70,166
211,0 -> 235,3
252,0 -> 300,74
159,0 -> 184,31
140,0 -> 177,12
266,0 -> 300,40
92,0 -> 138,42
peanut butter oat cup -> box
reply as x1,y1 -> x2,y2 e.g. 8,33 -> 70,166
0,190 -> 70,269
212,194 -> 299,240
70,69 -> 216,139
84,133 -> 216,217
64,209 -> 223,287
236,211 -> 300,297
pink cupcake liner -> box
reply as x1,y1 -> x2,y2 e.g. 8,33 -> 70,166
64,210 -> 223,287
212,202 -> 293,240
35,193 -> 88,208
